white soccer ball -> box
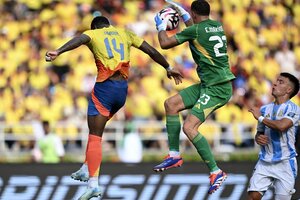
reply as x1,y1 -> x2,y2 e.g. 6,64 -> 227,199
158,7 -> 180,31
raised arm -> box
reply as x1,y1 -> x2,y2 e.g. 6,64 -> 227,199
138,41 -> 169,68
138,41 -> 183,85
165,0 -> 193,27
158,32 -> 179,49
154,14 -> 180,49
45,34 -> 91,61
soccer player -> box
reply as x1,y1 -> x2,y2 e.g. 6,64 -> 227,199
45,16 -> 183,200
248,72 -> 300,200
154,0 -> 236,194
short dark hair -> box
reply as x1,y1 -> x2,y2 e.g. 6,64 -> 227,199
280,72 -> 300,98
191,0 -> 210,16
91,16 -> 110,29
42,120 -> 49,127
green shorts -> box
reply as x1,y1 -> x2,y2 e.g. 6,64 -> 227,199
179,81 -> 233,122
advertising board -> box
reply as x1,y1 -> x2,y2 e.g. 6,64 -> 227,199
0,162 -> 299,200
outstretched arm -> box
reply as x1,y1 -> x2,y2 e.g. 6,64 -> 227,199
165,0 -> 193,27
45,34 -> 91,61
138,41 -> 183,85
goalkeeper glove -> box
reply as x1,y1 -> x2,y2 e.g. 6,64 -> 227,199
165,0 -> 191,22
154,13 -> 167,32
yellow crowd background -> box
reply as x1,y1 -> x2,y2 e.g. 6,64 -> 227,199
0,0 -> 299,145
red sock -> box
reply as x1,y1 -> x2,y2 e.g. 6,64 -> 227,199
84,143 -> 88,164
86,134 -> 102,177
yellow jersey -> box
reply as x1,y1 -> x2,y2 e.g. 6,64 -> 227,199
83,26 -> 144,82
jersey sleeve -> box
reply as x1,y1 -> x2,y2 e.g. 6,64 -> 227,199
283,104 -> 300,125
126,30 -> 144,48
175,25 -> 197,44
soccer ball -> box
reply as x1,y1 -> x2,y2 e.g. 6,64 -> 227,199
158,7 -> 180,31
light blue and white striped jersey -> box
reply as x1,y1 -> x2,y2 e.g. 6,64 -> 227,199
257,100 -> 300,163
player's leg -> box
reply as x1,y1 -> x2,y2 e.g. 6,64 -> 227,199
166,83 -> 201,154
247,160 -> 274,200
248,191 -> 263,200
273,157 -> 297,200
153,93 -> 185,171
165,94 -> 185,155
183,114 -> 218,170
77,80 -> 128,200
153,84 -> 200,172
72,80 -> 128,179
71,83 -> 109,183
71,142 -> 90,182
78,114 -> 108,200
71,120 -> 104,183
184,82 -> 232,194
183,113 -> 227,194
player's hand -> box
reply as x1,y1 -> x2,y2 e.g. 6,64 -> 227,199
154,13 -> 167,32
255,134 -> 268,145
166,67 -> 183,85
45,51 -> 59,62
165,0 -> 191,22
248,106 -> 261,120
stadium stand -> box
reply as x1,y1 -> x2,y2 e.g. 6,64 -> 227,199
0,0 -> 299,161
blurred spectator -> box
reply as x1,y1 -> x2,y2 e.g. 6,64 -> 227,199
275,41 -> 298,75
4,127 -> 15,150
248,68 -> 272,104
32,120 -> 65,163
117,120 -> 143,163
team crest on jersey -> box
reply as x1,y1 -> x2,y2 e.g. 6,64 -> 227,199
266,114 -> 270,118
287,112 -> 295,118
278,110 -> 283,117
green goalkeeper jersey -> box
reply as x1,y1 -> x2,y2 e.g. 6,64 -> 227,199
175,19 -> 235,86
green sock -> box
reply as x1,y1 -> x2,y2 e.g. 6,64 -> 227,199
166,115 -> 181,152
192,132 -> 219,172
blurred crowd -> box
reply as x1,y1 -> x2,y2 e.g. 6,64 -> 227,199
0,0 -> 299,151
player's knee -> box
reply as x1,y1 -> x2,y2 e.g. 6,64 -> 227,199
182,122 -> 196,139
248,191 -> 262,200
89,131 -> 103,137
182,124 -> 191,135
164,98 -> 176,112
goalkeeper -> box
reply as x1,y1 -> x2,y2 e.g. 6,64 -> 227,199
153,0 -> 236,194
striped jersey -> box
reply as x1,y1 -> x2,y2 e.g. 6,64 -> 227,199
257,100 -> 300,162
83,26 -> 144,82
175,19 -> 235,86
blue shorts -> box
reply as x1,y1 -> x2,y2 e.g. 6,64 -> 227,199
88,79 -> 128,118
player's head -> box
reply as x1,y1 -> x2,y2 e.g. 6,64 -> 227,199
280,72 -> 299,98
191,0 -> 210,16
42,120 -> 50,134
91,16 -> 110,29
